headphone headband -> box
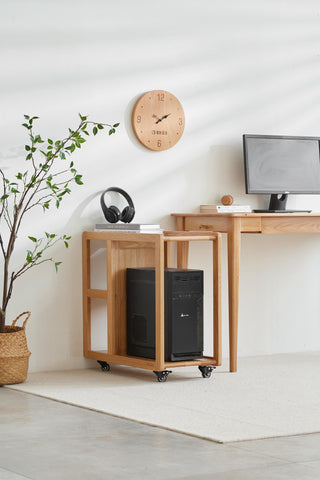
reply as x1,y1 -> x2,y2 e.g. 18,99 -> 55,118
101,187 -> 134,209
100,187 -> 135,223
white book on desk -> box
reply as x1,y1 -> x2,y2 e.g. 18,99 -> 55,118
200,205 -> 252,213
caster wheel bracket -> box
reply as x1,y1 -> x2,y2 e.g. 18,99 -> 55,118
198,365 -> 215,378
153,370 -> 172,382
97,360 -> 110,372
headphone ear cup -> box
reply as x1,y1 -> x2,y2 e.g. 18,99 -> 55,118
120,205 -> 135,223
105,205 -> 121,223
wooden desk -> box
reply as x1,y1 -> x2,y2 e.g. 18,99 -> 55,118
172,212 -> 320,372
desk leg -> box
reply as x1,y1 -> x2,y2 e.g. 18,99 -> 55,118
175,217 -> 189,268
227,218 -> 241,372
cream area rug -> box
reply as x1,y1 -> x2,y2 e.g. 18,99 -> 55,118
6,352 -> 320,443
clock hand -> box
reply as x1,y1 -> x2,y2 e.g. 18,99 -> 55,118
155,113 -> 171,124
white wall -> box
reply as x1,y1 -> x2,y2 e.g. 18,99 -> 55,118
1,0 -> 320,372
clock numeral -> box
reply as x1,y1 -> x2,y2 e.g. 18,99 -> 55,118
157,93 -> 165,101
178,117 -> 183,126
137,115 -> 141,123
157,140 -> 162,148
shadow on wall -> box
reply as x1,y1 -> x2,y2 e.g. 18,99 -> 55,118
209,144 -> 246,205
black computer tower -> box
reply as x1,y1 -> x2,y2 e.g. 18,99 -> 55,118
126,268 -> 203,362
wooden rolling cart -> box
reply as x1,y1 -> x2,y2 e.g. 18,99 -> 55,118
82,230 -> 222,381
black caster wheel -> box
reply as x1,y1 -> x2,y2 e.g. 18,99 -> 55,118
198,366 -> 215,378
153,370 -> 172,382
97,361 -> 110,372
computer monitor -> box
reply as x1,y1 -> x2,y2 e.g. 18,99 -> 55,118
243,134 -> 320,212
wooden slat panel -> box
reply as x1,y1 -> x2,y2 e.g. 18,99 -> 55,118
106,239 -> 116,355
85,351 -> 156,370
213,234 -> 222,365
83,231 -> 162,242
261,216 -> 320,233
87,289 -> 108,299
154,236 -> 165,371
240,217 -> 262,232
86,350 -> 217,370
164,241 -> 171,268
82,235 -> 91,356
184,216 -> 231,232
164,356 -> 217,368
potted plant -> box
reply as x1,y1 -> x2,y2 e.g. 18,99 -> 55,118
0,113 -> 119,384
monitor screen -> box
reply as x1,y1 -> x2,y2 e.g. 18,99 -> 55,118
243,135 -> 320,194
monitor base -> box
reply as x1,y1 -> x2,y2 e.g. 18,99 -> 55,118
253,209 -> 312,213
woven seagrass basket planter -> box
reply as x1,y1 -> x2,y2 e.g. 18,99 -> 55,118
0,312 -> 31,386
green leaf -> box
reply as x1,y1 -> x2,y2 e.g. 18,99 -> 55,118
64,241 -> 69,248
113,123 -> 120,128
26,251 -> 33,263
25,145 -> 31,151
109,128 -> 116,135
0,194 -> 9,201
55,262 -> 62,272
75,175 -> 83,185
48,139 -> 53,145
24,115 -> 30,119
97,124 -> 104,130
34,134 -> 44,143
93,126 -> 98,136
28,236 -> 37,243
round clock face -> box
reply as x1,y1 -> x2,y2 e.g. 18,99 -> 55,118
132,90 -> 185,151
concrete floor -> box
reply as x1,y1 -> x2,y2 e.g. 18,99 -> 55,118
0,388 -> 320,480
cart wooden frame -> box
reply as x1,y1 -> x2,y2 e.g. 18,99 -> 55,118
82,230 -> 222,378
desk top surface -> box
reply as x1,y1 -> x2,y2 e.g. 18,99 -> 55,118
171,212 -> 320,217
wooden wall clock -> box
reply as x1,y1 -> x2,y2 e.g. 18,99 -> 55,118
132,90 -> 185,151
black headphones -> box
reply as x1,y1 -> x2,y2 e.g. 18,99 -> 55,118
100,187 -> 135,223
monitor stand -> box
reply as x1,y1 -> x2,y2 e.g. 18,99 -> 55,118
253,194 -> 311,213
